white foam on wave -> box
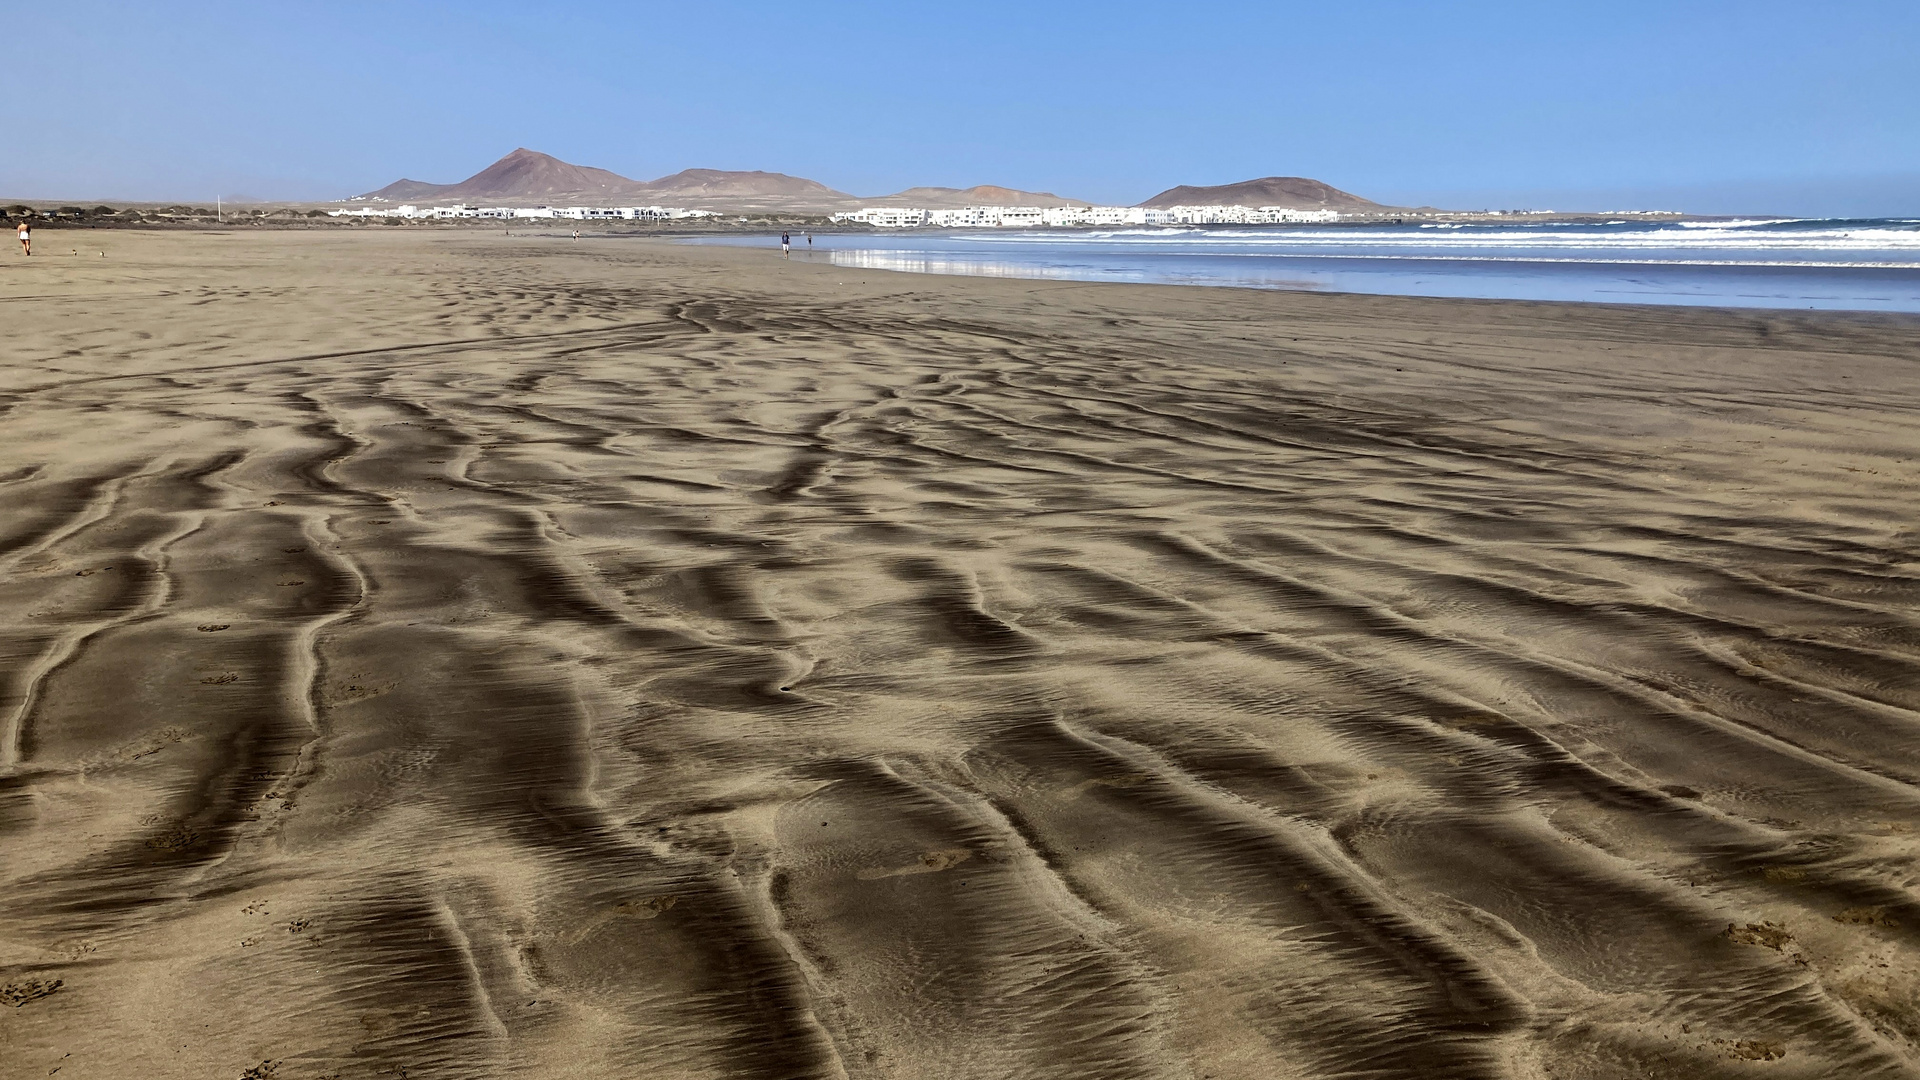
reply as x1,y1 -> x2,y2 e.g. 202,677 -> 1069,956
966,223 -> 1920,258
997,228 -> 1198,240
1679,218 -> 1804,229
843,246 -> 1920,272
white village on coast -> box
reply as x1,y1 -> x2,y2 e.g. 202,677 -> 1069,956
830,204 -> 1340,227
326,201 -> 1342,227
326,203 -> 722,221
320,150 -> 1685,227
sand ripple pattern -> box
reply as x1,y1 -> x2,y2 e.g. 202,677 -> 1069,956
2,233 -> 1920,1080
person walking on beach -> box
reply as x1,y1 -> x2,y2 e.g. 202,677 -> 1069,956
16,219 -> 29,256
781,231 -> 790,259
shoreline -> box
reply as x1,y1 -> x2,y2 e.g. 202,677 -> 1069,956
682,223 -> 1920,314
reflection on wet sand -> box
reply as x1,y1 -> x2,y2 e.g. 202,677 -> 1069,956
827,246 -> 1331,291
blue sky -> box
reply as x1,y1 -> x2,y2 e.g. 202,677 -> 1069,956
5,0 -> 1917,214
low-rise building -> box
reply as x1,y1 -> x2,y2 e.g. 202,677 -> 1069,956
828,203 -> 1340,229
830,207 -> 931,227
325,203 -> 718,221
1157,205 -> 1340,224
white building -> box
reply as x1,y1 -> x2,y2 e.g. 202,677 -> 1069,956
828,203 -> 1338,229
829,207 -> 931,228
925,206 -> 1049,228
928,207 -> 989,227
1039,206 -> 1155,227
1156,205 -> 1340,224
327,204 -> 717,221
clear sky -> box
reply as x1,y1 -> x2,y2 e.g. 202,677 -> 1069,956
7,0 -> 1917,215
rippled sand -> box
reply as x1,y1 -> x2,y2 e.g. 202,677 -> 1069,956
3,231 -> 1919,1080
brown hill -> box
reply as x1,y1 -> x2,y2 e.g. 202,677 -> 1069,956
865,185 -> 1091,209
641,169 -> 858,213
354,179 -> 454,202
355,150 -> 859,212
645,168 -> 846,200
1137,177 -> 1383,210
359,148 -> 644,203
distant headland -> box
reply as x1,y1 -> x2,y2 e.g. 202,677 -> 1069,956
350,149 -> 1405,219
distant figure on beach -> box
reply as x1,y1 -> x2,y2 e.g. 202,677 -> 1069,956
16,220 -> 29,256
806,232 -> 812,248
781,232 -> 790,258
572,230 -> 579,241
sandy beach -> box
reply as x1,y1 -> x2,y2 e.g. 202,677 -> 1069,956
3,229 -> 1920,1080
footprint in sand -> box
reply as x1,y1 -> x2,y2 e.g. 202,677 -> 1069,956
1714,1038 -> 1787,1061
562,896 -> 680,944
335,682 -> 391,702
144,821 -> 198,851
1834,906 -> 1899,928
128,727 -> 187,759
201,673 -> 239,685
1063,774 -> 1150,800
858,849 -> 973,880
1725,921 -> 1794,950
0,978 -> 63,1007
198,623 -> 231,632
617,895 -> 678,918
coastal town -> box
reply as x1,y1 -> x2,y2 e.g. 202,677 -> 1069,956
326,203 -> 721,220
831,204 -> 1342,227
324,201 -> 1347,228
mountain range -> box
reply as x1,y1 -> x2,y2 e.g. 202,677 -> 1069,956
356,149 -> 1385,214
359,149 -> 853,213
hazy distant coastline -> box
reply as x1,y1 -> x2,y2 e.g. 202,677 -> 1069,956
2,147 -> 1702,231
345,148 -> 1402,217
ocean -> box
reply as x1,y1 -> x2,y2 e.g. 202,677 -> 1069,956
693,218 -> 1920,312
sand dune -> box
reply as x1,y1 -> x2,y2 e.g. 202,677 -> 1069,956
2,230 -> 1919,1080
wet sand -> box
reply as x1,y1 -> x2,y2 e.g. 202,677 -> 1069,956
2,230 -> 1919,1080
